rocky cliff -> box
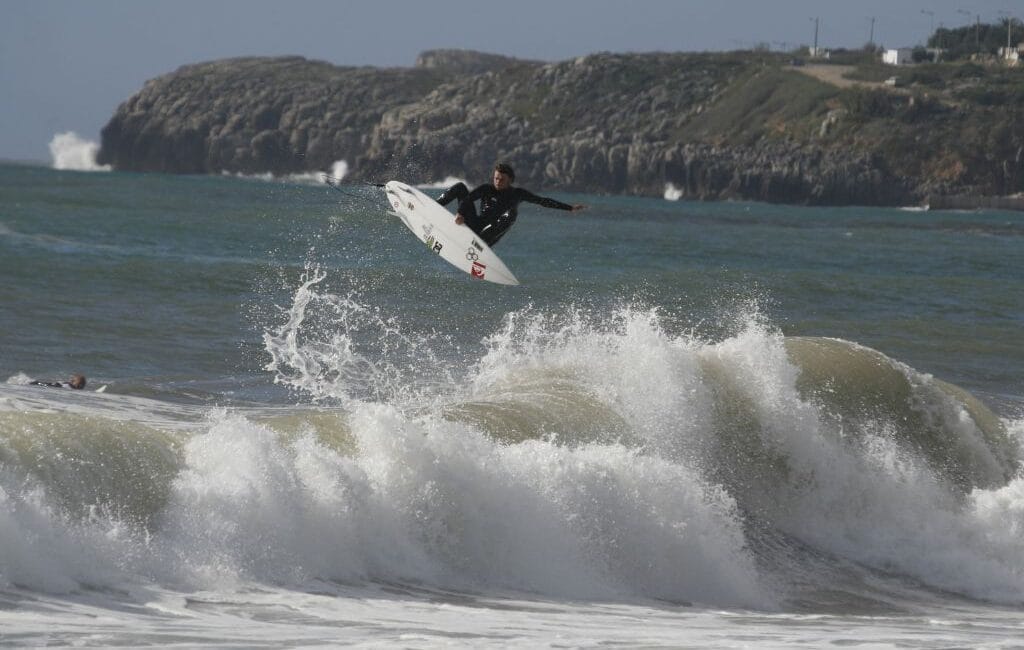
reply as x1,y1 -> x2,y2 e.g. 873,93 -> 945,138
98,50 -> 1024,205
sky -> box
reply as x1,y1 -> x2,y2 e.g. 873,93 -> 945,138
2,0 -> 1019,162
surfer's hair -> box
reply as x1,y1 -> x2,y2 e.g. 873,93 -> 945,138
494,162 -> 515,180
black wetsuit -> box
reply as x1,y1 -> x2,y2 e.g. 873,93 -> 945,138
437,182 -> 574,246
30,381 -> 74,389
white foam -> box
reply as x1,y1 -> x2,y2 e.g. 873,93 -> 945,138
146,404 -> 766,606
0,477 -> 136,593
286,159 -> 349,185
48,132 -> 111,172
692,320 -> 1024,603
4,286 -> 1024,611
258,291 -> 768,605
440,306 -> 1024,604
224,159 -> 349,186
262,266 -> 455,405
663,182 -> 684,201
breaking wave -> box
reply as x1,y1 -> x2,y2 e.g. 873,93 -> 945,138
48,132 -> 111,172
2,273 -> 1023,611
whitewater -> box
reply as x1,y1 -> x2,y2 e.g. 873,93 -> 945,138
2,160 -> 1024,647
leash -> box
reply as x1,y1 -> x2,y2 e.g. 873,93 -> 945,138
321,174 -> 384,206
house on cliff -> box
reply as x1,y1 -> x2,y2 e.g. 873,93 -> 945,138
883,48 -> 912,65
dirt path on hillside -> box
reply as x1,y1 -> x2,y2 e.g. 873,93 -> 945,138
794,64 -> 885,89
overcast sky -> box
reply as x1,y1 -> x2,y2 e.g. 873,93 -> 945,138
2,0 -> 1018,162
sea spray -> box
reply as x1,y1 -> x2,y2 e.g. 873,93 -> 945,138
259,284 -> 769,604
223,159 -> 349,185
0,476 -> 142,593
48,132 -> 111,172
158,411 -> 394,586
143,405 -> 766,606
261,272 -> 1024,603
785,337 -> 1017,490
694,329 -> 1024,603
262,267 -> 456,405
4,277 -> 1021,608
468,306 -> 711,454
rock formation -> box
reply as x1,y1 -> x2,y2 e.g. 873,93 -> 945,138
98,50 -> 1023,206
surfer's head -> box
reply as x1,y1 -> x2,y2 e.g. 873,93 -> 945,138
493,162 -> 515,190
68,374 -> 86,389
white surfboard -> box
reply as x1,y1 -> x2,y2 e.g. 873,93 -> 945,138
383,181 -> 519,286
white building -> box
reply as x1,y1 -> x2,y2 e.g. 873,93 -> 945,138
883,48 -> 913,65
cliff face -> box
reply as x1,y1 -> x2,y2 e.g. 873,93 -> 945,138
97,50 -> 1024,205
97,56 -> 447,175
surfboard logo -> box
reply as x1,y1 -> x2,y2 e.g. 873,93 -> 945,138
466,248 -> 479,261
425,235 -> 443,254
471,239 -> 483,251
407,202 -> 415,211
471,260 -> 486,278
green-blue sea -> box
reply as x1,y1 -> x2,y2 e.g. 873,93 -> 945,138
2,161 -> 1024,647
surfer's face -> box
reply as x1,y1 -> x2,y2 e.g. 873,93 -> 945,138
493,170 -> 512,190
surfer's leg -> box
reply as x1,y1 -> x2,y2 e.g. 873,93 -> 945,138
436,182 -> 468,206
481,224 -> 507,247
460,200 -> 486,234
479,214 -> 515,247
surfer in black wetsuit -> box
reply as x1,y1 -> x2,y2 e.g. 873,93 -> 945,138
436,162 -> 585,247
30,374 -> 87,390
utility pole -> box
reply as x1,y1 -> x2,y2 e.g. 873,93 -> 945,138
950,9 -> 974,52
810,17 -> 820,56
959,10 -> 980,52
921,9 -> 935,44
999,11 -> 1015,58
868,16 -> 876,47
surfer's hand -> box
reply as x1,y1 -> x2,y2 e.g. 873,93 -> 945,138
455,213 -> 465,225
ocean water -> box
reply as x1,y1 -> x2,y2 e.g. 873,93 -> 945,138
1,160 -> 1024,647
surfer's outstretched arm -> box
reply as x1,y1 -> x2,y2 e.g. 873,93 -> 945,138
517,188 -> 586,212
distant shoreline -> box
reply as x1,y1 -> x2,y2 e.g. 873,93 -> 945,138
0,157 -> 49,167
926,195 -> 1024,212
6,159 -> 1023,213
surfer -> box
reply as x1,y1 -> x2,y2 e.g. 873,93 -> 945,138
436,162 -> 585,246
30,374 -> 87,390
